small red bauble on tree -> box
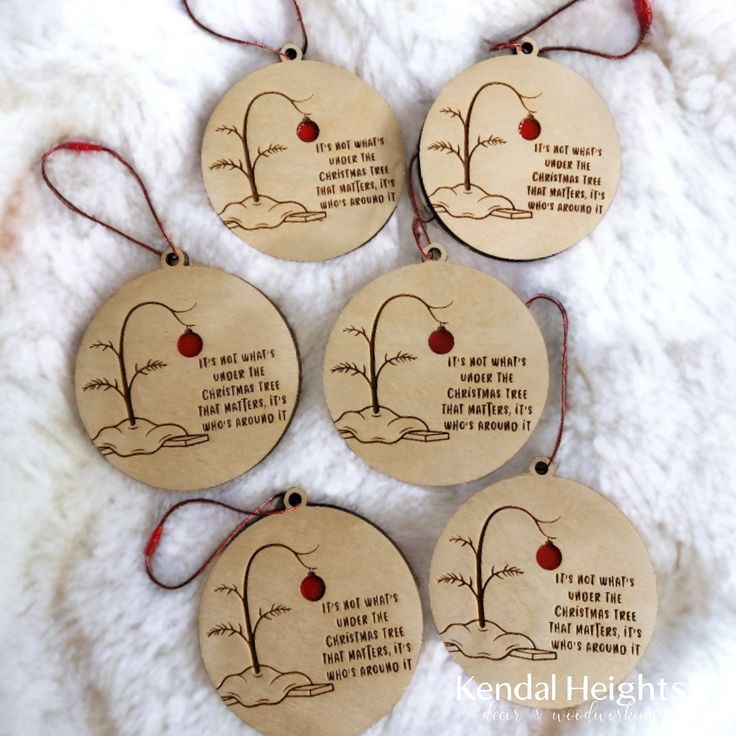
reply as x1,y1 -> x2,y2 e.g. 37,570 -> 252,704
428,325 -> 454,355
519,115 -> 541,141
177,328 -> 203,358
536,540 -> 562,570
297,118 -> 320,143
300,571 -> 326,602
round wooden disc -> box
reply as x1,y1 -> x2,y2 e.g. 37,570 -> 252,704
199,490 -> 423,736
202,49 -> 405,262
74,254 -> 300,491
429,464 -> 657,708
322,258 -> 549,486
419,39 -> 620,260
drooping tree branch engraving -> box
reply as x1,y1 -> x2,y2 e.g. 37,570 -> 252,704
437,505 -> 561,661
427,82 -> 541,220
84,301 -> 194,425
207,543 -> 334,708
82,301 -> 209,457
210,90 -> 327,230
331,294 -> 454,444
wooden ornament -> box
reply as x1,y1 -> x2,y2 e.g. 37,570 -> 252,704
74,252 -> 300,491
202,45 -> 405,262
198,489 -> 423,736
419,38 -> 620,260
429,461 -> 657,708
322,250 -> 549,486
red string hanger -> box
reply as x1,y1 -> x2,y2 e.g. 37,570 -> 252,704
181,0 -> 308,58
408,152 -> 437,262
145,493 -> 293,589
43,140 -> 304,492
41,142 -> 180,260
489,0 -> 653,59
526,295 -> 569,472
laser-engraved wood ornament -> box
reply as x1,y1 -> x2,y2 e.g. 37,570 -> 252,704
323,245 -> 550,486
199,488 -> 424,736
74,251 -> 300,491
202,45 -> 405,261
419,38 -> 620,260
429,461 -> 657,708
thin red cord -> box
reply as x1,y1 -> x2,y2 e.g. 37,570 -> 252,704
41,142 -> 179,259
526,295 -> 569,467
144,494 -> 290,590
182,0 -> 308,57
408,152 -> 436,261
489,0 -> 653,59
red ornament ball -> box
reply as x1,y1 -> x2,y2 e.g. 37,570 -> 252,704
519,115 -> 541,141
536,540 -> 562,570
300,571 -> 326,602
297,118 -> 320,142
428,325 -> 454,355
177,329 -> 203,358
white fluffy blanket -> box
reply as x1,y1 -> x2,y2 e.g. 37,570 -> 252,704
1,1 -> 734,734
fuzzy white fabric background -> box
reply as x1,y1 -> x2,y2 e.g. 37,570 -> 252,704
1,0 -> 735,734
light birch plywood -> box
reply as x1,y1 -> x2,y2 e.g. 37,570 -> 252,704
74,253 -> 300,491
199,489 -> 423,736
429,463 -> 657,708
419,39 -> 620,260
322,257 -> 550,486
202,48 -> 405,261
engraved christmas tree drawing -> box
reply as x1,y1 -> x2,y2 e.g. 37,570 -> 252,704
210,90 -> 327,231
331,293 -> 454,444
427,82 -> 541,220
208,542 -> 334,708
82,301 -> 209,457
437,505 -> 561,661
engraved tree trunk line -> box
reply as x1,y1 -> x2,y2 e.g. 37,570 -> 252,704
212,543 -> 317,676
366,294 -> 450,414
434,82 -> 538,191
440,505 -> 557,629
215,91 -> 312,203
87,302 -> 195,426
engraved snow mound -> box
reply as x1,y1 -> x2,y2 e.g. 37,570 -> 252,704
335,406 -> 431,444
218,666 -> 333,708
92,418 -> 207,457
440,620 -> 539,660
429,184 -> 531,220
220,195 -> 327,231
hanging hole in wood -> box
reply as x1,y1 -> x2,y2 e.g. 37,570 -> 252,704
280,44 -> 303,62
284,487 -> 307,509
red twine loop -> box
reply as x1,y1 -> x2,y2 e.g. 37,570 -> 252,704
634,0 -> 654,29
408,152 -> 436,261
526,295 -> 569,468
489,0 -> 653,60
40,141 -> 180,259
144,494 -> 292,590
182,0 -> 308,58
